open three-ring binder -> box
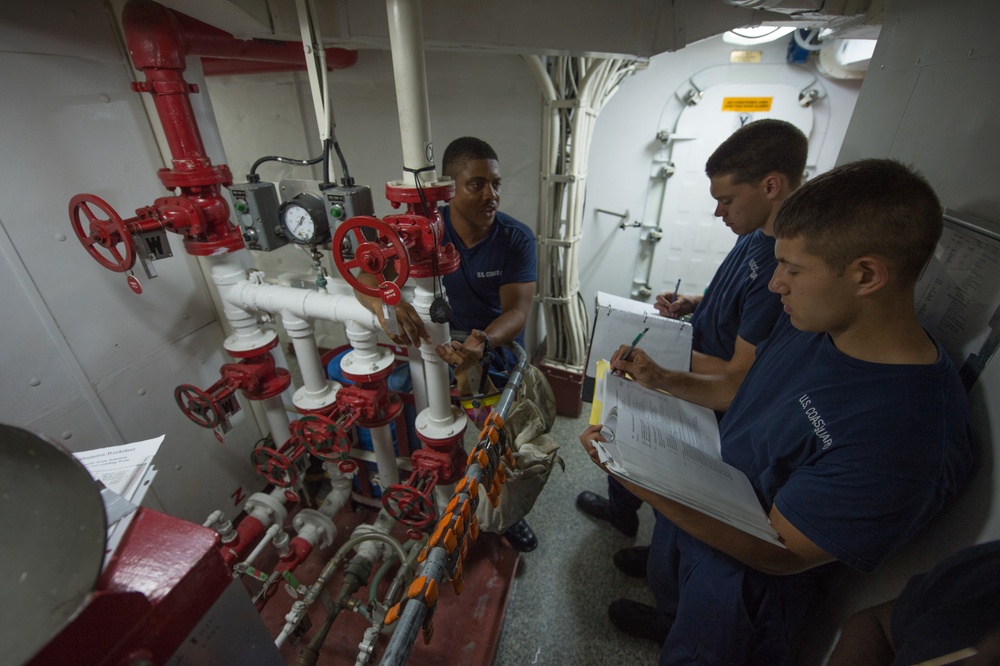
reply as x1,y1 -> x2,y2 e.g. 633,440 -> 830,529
583,291 -> 693,402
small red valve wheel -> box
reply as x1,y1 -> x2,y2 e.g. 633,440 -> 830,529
332,216 -> 410,299
174,384 -> 223,429
290,415 -> 352,462
69,193 -> 136,272
251,445 -> 298,488
381,484 -> 436,531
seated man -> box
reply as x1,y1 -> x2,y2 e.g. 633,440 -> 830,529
582,159 -> 976,663
355,136 -> 539,552
828,540 -> 1000,666
577,119 -> 804,567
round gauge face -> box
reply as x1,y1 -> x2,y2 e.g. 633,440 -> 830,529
281,203 -> 316,243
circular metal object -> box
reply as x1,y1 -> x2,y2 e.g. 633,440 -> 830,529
1,424 -> 107,665
69,193 -> 136,272
174,384 -> 222,429
279,192 -> 330,244
331,216 -> 410,298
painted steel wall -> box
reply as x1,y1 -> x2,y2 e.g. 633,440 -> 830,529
795,0 -> 1000,659
580,34 -> 862,309
0,0 -> 268,522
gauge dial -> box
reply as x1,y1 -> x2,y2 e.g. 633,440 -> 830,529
278,192 -> 330,245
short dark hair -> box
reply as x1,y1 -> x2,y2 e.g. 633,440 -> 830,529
774,158 -> 943,285
705,119 -> 809,188
442,137 -> 498,179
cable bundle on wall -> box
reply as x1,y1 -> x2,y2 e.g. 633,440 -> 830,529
525,55 -> 641,371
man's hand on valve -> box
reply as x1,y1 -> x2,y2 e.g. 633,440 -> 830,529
377,301 -> 432,347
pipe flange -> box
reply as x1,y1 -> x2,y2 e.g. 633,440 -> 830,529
414,404 -> 468,440
293,508 -> 336,550
224,328 -> 279,357
340,347 -> 396,382
244,491 -> 288,527
292,381 -> 339,412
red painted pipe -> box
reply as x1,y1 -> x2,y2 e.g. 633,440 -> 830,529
118,0 -> 358,256
201,57 -> 357,77
255,536 -> 314,609
219,513 -> 268,568
123,0 -> 357,71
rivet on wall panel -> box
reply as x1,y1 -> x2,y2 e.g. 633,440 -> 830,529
29,378 -> 41,387
55,233 -> 66,242
61,431 -> 72,439
138,388 -> 147,396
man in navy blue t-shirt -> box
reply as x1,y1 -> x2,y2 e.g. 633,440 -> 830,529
576,121 -> 807,591
356,137 -> 539,552
584,160 -> 975,664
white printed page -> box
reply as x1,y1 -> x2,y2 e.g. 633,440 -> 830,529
586,291 -> 693,377
595,374 -> 781,545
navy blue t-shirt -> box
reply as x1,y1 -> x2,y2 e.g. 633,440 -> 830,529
440,206 -> 537,348
720,314 -> 975,572
690,229 -> 783,359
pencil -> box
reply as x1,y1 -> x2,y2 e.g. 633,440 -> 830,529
622,326 -> 649,362
673,278 -> 682,301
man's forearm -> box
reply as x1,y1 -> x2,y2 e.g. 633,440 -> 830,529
483,308 -> 527,348
646,367 -> 741,413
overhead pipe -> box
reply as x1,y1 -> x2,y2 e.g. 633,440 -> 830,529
201,57 -> 355,77
69,0 -> 358,286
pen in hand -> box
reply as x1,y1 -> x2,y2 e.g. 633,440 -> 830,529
615,326 -> 649,376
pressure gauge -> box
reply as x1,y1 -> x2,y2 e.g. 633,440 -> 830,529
278,192 -> 330,245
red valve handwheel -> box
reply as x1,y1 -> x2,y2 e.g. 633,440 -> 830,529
69,193 -> 136,272
290,414 -> 352,462
332,216 -> 410,299
251,445 -> 298,488
381,484 -> 436,530
174,384 -> 223,429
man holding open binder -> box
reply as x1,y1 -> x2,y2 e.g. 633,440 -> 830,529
577,120 -> 808,579
582,159 -> 975,664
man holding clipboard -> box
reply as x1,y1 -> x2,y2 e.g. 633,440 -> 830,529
576,120 -> 808,627
582,160 -> 975,664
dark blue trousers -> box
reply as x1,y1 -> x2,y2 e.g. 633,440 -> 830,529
648,514 -> 827,665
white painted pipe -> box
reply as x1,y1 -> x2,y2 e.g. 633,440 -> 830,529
219,279 -> 378,329
209,251 -> 275,349
370,424 -> 400,487
203,509 -> 225,529
385,0 -> 434,187
261,395 -> 292,448
279,311 -> 328,397
409,278 -> 453,424
319,462 -> 354,518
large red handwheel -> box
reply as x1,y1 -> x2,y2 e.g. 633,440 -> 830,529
381,484 -> 436,530
332,216 -> 410,299
251,445 -> 298,487
290,414 -> 352,462
69,193 -> 136,272
174,384 -> 223,429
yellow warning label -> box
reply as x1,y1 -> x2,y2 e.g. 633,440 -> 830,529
722,97 -> 773,112
730,50 -> 763,64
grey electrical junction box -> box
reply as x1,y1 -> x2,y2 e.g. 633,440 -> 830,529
229,181 -> 288,252
323,184 -> 375,227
